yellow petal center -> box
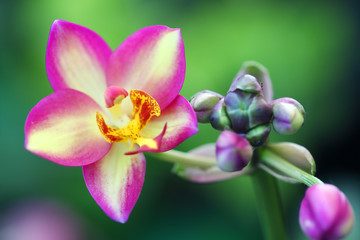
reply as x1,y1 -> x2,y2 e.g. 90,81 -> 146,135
96,89 -> 160,149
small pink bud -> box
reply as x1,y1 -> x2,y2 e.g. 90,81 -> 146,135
104,86 -> 128,108
189,90 -> 223,123
299,184 -> 354,240
215,131 -> 253,172
271,97 -> 305,135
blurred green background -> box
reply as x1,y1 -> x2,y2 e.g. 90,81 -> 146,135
1,0 -> 359,239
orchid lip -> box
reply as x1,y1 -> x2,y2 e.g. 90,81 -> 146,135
97,88 -> 164,152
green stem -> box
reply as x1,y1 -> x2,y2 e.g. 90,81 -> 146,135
258,149 -> 323,187
252,169 -> 287,240
150,150 -> 217,168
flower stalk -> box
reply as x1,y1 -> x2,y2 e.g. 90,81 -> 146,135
251,169 -> 287,240
153,150 -> 217,168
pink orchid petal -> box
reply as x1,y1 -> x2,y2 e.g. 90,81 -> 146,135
83,143 -> 146,223
25,89 -> 111,166
142,95 -> 198,152
107,25 -> 185,109
46,19 -> 112,105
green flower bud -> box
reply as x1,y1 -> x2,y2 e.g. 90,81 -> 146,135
232,74 -> 262,94
230,61 -> 273,102
255,142 -> 316,184
271,98 -> 305,135
189,90 -> 223,123
246,124 -> 271,147
224,90 -> 272,135
248,96 -> 273,129
209,99 -> 232,131
224,90 -> 251,133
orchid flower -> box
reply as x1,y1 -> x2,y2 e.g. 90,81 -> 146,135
24,20 -> 198,223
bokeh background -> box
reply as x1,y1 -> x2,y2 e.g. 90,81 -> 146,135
1,0 -> 359,239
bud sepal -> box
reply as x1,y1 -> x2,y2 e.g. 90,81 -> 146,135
254,143 -> 320,185
170,144 -> 252,183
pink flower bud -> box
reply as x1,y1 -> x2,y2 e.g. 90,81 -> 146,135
104,86 -> 128,108
189,90 -> 222,123
271,97 -> 305,135
215,131 -> 253,172
299,184 -> 354,240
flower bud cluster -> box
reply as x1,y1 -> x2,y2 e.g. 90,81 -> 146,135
189,62 -> 306,173
188,62 -> 354,239
190,78 -> 306,147
190,74 -> 274,147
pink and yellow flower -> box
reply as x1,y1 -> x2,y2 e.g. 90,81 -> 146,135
24,20 -> 198,223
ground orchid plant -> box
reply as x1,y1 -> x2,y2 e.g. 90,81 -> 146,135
25,20 -> 354,240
